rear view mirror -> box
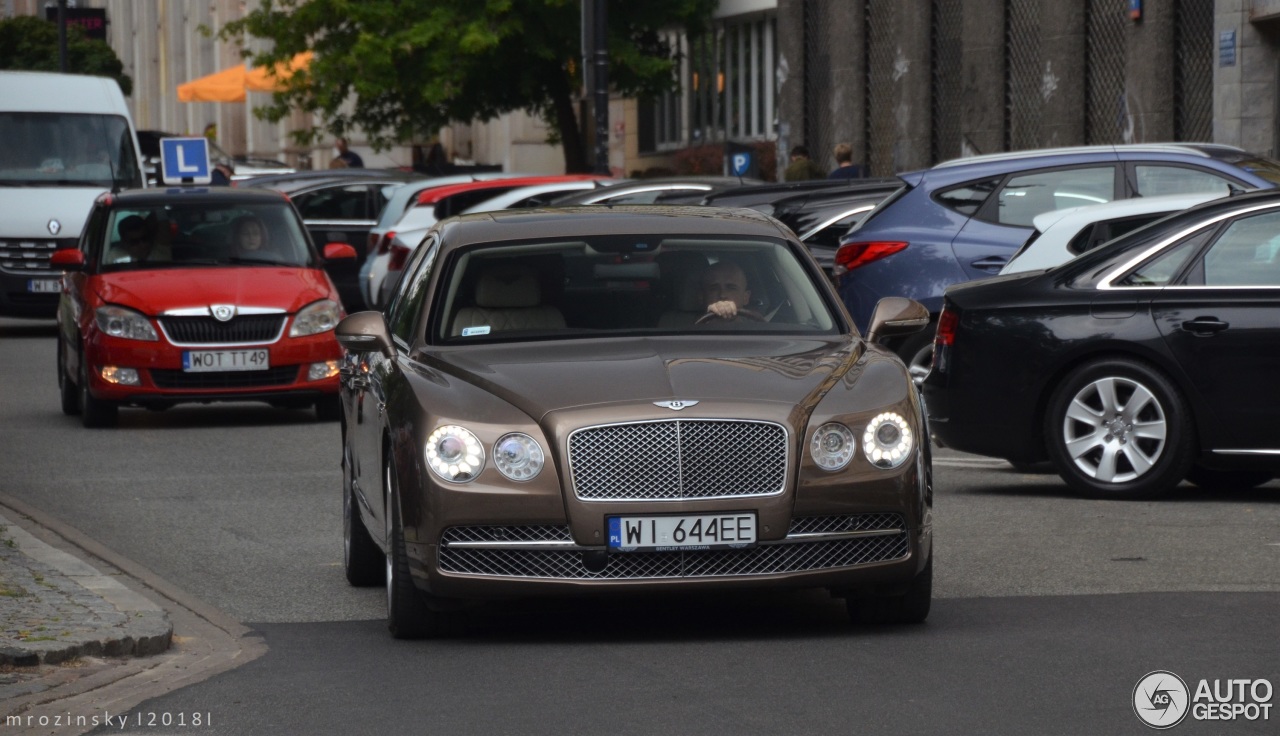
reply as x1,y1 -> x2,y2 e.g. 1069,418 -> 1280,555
336,311 -> 395,357
865,297 -> 929,343
50,248 -> 85,271
324,243 -> 358,261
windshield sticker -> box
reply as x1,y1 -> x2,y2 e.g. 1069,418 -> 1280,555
461,326 -> 491,337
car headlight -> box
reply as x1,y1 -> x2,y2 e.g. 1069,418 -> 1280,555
811,422 -> 857,471
493,433 -> 545,481
425,425 -> 484,483
95,305 -> 157,341
290,299 -> 343,337
863,412 -> 914,469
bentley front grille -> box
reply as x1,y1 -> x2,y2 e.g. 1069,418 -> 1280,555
159,315 -> 286,345
568,419 -> 788,501
437,514 -> 909,580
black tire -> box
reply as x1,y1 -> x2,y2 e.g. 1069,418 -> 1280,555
1186,465 -> 1274,491
344,451 -> 383,587
1044,358 -> 1193,499
58,339 -> 80,416
384,458 -> 438,639
80,361 -> 118,429
893,320 -> 937,387
315,396 -> 341,422
847,553 -> 932,625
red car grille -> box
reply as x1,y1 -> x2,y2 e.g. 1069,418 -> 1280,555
158,315 -> 286,344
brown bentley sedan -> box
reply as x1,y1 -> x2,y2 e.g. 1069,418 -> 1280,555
335,206 -> 933,638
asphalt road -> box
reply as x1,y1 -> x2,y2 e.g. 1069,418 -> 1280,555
2,317 -> 1277,735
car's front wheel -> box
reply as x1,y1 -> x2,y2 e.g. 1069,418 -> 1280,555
384,457 -> 439,639
893,321 -> 936,387
343,450 -> 383,587
79,360 -> 118,428
1044,358 -> 1193,499
58,338 -> 80,416
846,553 -> 932,625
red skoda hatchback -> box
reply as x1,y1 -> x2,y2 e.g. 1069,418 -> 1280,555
53,188 -> 355,427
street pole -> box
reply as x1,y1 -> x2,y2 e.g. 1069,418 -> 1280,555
57,0 -> 68,72
591,0 -> 609,176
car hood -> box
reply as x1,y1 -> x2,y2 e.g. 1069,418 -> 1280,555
423,335 -> 862,420
94,267 -> 334,315
0,188 -> 104,238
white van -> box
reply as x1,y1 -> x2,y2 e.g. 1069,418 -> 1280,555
0,71 -> 145,318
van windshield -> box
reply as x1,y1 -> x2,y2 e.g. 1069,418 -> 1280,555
0,112 -> 142,189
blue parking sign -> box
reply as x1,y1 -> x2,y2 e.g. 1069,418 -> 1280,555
731,152 -> 752,177
160,138 -> 212,185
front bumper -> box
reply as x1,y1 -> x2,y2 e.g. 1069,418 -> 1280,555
83,330 -> 341,405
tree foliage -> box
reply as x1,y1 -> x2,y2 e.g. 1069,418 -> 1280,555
0,15 -> 132,95
217,0 -> 717,172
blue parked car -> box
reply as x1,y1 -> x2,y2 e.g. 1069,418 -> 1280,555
834,144 -> 1280,381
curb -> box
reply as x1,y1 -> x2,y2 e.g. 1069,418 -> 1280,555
0,511 -> 172,667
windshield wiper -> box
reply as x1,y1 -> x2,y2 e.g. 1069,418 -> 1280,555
225,256 -> 302,267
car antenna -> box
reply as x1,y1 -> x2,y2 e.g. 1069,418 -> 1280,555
1227,183 -> 1248,197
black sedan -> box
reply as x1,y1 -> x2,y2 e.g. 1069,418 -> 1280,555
923,190 -> 1280,498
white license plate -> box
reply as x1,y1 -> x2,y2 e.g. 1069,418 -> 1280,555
608,513 -> 757,552
182,349 -> 270,372
27,278 -> 60,293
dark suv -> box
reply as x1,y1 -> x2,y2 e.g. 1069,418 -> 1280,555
835,144 -> 1280,379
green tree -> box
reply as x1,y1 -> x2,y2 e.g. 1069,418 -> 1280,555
0,15 -> 132,95
217,0 -> 716,172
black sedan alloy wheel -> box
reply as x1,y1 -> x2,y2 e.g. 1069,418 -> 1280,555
1044,358 -> 1194,499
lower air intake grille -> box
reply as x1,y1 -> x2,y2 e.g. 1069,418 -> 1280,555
150,366 -> 299,389
438,514 -> 909,579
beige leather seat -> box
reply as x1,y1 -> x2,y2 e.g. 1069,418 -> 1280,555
656,252 -> 709,328
450,265 -> 566,336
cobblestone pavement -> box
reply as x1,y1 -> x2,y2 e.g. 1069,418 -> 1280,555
0,511 -> 171,703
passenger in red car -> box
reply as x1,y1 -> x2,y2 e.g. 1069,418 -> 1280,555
231,215 -> 269,257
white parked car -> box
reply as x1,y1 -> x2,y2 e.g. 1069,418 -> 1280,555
1000,192 -> 1229,274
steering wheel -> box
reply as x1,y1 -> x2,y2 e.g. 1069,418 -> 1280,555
695,308 -> 767,325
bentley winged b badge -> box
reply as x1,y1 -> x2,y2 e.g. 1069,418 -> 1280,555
653,400 -> 699,411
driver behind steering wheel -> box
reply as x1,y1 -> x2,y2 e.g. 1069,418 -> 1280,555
700,261 -> 752,320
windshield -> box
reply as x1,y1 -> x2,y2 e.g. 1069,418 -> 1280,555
433,235 -> 840,343
99,202 -> 314,271
0,112 -> 142,189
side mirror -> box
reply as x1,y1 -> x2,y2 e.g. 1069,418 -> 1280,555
336,311 -> 394,357
50,248 -> 85,271
865,297 -> 929,343
324,242 -> 358,261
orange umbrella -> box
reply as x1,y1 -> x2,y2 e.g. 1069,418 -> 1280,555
177,52 -> 312,102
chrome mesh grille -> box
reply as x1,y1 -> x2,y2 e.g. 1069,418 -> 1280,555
568,420 -> 787,501
159,315 -> 285,344
438,514 -> 909,579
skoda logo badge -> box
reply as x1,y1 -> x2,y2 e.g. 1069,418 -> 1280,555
47,219 -> 61,236
654,400 -> 699,411
211,305 -> 236,322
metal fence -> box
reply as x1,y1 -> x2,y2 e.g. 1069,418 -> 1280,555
802,0 -> 837,168
1005,0 -> 1043,150
1175,0 -> 1214,142
1085,0 -> 1128,144
865,0 -> 897,176
931,0 -> 963,163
